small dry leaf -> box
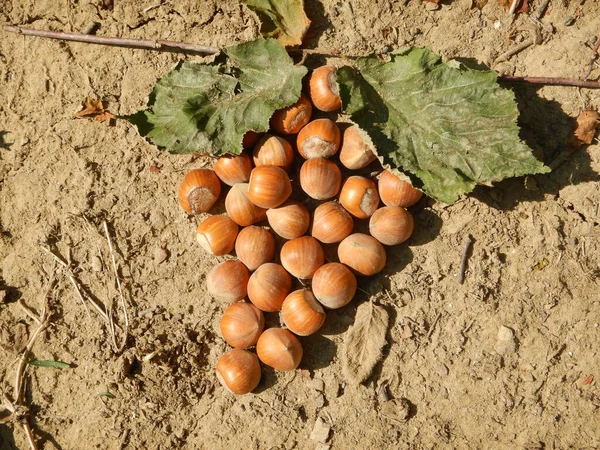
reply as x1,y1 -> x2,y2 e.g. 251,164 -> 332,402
497,0 -> 527,12
74,97 -> 115,122
532,258 -> 549,271
154,246 -> 169,265
471,0 -> 489,9
342,300 -> 389,384
567,110 -> 600,151
582,375 -> 594,385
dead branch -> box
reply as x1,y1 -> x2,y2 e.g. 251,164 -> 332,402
498,76 -> 600,89
458,235 -> 474,285
103,221 -> 129,352
8,281 -> 57,450
3,25 -> 218,55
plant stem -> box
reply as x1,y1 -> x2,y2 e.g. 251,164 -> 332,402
498,76 -> 600,89
4,25 -> 600,89
3,25 -> 219,55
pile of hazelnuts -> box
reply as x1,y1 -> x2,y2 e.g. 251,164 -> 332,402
177,66 -> 422,395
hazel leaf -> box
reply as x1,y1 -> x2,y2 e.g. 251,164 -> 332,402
337,47 -> 550,204
244,0 -> 311,47
342,300 -> 389,384
126,39 -> 307,155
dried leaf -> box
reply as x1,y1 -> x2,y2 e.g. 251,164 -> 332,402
581,375 -> 594,385
74,97 -> 115,122
471,0 -> 489,9
532,258 -> 549,271
244,0 -> 311,47
567,110 -> 600,151
342,300 -> 389,384
517,0 -> 529,13
496,0 -> 528,12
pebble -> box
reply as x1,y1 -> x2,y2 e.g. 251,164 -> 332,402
91,255 -> 103,272
315,445 -> 331,450
154,246 -> 169,265
495,325 -> 517,356
314,393 -> 326,408
424,1 -> 440,11
435,362 -> 449,376
0,289 -> 6,303
310,417 -> 331,443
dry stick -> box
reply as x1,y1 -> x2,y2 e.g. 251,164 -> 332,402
458,235 -> 474,285
5,24 -> 599,89
495,38 -> 537,63
499,76 -> 600,89
40,245 -> 110,322
535,0 -> 551,20
103,221 -> 129,352
427,313 -> 442,340
508,0 -> 520,15
13,285 -> 55,450
583,38 -> 600,81
3,25 -> 219,55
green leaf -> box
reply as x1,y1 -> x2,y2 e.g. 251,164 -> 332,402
244,0 -> 311,47
96,392 -> 116,399
337,48 -> 550,204
126,39 -> 307,155
26,360 -> 71,369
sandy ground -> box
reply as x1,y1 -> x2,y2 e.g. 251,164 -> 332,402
1,1 -> 599,449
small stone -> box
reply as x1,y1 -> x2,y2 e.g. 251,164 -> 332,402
309,417 -> 331,443
435,362 -> 449,376
91,255 -> 103,272
424,1 -> 440,10
314,393 -> 326,408
520,372 -> 535,382
315,445 -> 331,450
495,325 -> 517,356
0,289 -> 6,303
154,247 -> 169,265
564,17 -> 575,26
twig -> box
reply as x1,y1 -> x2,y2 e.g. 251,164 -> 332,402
17,300 -> 41,325
508,0 -> 520,15
12,283 -> 56,450
40,244 -> 109,322
534,0 -> 551,20
498,76 -> 600,89
3,25 -> 218,55
427,313 -> 441,339
458,235 -> 473,285
103,221 -> 129,352
583,38 -> 600,80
